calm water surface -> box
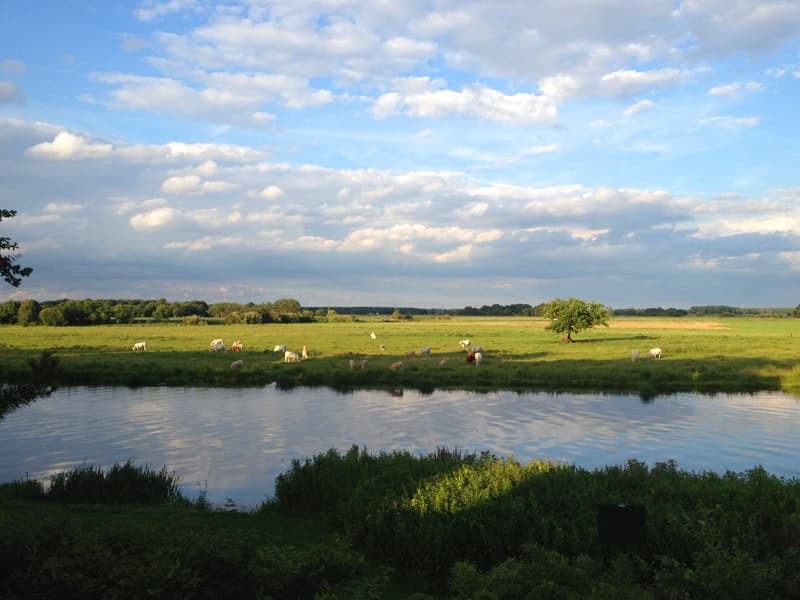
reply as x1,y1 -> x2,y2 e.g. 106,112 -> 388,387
1,386 -> 798,508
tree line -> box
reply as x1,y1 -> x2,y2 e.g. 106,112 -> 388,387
0,298 -> 310,326
1,298 -> 798,326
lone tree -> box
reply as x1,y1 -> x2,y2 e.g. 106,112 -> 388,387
542,297 -> 610,342
1,209 -> 33,287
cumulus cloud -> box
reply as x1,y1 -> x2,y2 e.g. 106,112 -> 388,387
373,84 -> 557,124
259,185 -> 285,200
27,132 -> 113,159
160,174 -> 239,194
129,206 -> 179,230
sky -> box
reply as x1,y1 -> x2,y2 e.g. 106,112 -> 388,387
1,1 -> 799,309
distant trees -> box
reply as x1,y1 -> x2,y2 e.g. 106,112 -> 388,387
1,209 -> 33,287
17,299 -> 40,326
542,297 -> 610,342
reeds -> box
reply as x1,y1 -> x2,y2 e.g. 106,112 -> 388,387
46,460 -> 183,505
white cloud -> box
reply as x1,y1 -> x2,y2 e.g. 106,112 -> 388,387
161,174 -> 238,194
372,84 -> 557,124
624,99 -> 654,115
259,185 -> 285,200
26,132 -> 113,159
697,116 -> 760,129
708,81 -> 763,95
135,0 -> 198,22
44,202 -> 82,213
0,81 -> 20,103
129,207 -> 179,230
186,208 -> 242,227
0,59 -> 25,73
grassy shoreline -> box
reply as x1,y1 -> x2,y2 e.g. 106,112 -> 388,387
3,450 -> 800,598
1,316 -> 798,397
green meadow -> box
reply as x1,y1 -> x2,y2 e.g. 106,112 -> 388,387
1,316 -> 798,396
3,317 -> 800,597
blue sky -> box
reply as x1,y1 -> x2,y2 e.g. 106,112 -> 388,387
1,0 -> 799,308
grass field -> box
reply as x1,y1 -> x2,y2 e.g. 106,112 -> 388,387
1,316 -> 798,396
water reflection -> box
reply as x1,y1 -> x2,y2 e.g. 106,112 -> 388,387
0,386 -> 798,509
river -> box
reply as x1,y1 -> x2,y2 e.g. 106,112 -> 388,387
1,386 -> 798,509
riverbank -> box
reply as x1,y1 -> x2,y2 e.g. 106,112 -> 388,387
2,450 -> 800,598
1,317 -> 798,397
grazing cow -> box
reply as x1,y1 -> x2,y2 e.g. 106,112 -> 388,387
370,332 -> 377,340
474,352 -> 483,366
470,345 -> 483,353
230,341 -> 244,352
459,340 -> 471,350
273,344 -> 286,353
389,361 -> 404,373
466,351 -> 476,364
284,350 -> 300,363
210,342 -> 227,352
301,345 -> 309,360
210,338 -> 224,348
132,341 -> 147,352
420,346 -> 431,356
438,358 -> 448,369
230,360 -> 243,370
361,359 -> 368,369
648,347 -> 663,359
405,350 -> 417,359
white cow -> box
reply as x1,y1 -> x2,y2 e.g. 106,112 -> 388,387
302,345 -> 309,360
230,360 -> 243,370
284,350 -> 300,363
132,341 -> 147,352
370,332 -> 377,340
210,338 -> 224,348
631,349 -> 640,362
273,344 -> 286,353
474,352 -> 483,366
470,345 -> 483,353
420,346 -> 431,356
647,347 -> 663,359
459,339 -> 471,350
210,342 -> 227,352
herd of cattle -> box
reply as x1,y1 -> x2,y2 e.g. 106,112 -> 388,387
130,334 -> 664,371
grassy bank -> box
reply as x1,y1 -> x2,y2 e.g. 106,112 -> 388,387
1,316 -> 798,396
3,450 -> 800,598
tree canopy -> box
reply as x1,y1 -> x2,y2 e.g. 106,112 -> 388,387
1,209 -> 33,287
542,297 -> 610,342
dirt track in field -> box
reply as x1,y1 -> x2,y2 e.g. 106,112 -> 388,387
607,320 -> 730,330
461,319 -> 730,330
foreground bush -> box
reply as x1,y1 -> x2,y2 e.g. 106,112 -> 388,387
274,448 -> 800,597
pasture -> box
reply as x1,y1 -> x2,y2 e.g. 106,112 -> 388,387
1,316 -> 798,396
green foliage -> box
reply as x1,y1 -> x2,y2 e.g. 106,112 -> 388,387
38,306 -> 66,326
0,209 -> 33,287
543,297 -> 610,341
272,450 -> 800,597
46,460 -> 184,505
16,299 -> 39,326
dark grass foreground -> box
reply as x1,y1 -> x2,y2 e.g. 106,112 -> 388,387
3,450 -> 800,598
